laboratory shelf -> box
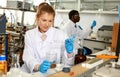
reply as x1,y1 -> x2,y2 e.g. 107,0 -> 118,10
0,33 -> 8,60
56,9 -> 71,13
80,10 -> 118,14
55,9 -> 118,15
0,7 -> 36,12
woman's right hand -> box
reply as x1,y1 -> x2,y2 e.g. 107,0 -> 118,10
39,60 -> 51,73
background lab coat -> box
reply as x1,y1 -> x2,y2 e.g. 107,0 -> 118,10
21,27 -> 74,73
63,20 -> 92,51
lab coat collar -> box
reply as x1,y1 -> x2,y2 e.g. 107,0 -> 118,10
69,20 -> 76,27
36,26 -> 55,42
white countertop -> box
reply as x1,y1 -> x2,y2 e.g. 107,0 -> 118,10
6,64 -> 64,77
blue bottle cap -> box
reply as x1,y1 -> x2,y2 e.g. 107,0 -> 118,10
0,55 -> 6,60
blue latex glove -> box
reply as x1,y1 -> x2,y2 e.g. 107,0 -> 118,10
39,60 -> 51,73
83,46 -> 92,55
83,48 -> 87,55
65,34 -> 76,53
91,20 -> 96,29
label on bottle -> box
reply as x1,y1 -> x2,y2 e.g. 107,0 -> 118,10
0,55 -> 7,74
0,64 -> 4,69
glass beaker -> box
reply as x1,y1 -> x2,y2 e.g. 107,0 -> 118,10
10,53 -> 20,68
46,51 -> 57,68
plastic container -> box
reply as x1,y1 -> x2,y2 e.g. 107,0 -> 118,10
0,55 -> 7,75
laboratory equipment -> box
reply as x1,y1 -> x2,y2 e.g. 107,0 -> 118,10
7,1 -> 31,11
62,67 -> 70,73
74,48 -> 86,65
0,55 -> 7,75
55,64 -> 64,71
88,54 -> 118,59
97,25 -> 113,42
93,66 -> 120,77
46,51 -> 57,68
10,53 -> 20,68
82,58 -> 103,68
0,34 -> 8,60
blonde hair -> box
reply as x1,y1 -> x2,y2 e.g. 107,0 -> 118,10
36,2 -> 55,18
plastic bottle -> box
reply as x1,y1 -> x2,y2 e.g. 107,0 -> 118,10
74,48 -> 86,65
0,55 -> 7,75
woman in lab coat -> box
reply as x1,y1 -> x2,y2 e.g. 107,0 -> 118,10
63,10 -> 96,50
21,2 -> 74,73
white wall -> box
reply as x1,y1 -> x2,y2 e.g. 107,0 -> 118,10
79,13 -> 118,32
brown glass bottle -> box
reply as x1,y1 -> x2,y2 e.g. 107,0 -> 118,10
74,48 -> 86,65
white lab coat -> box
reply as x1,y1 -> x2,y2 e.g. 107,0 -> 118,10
21,26 -> 74,73
63,20 -> 92,51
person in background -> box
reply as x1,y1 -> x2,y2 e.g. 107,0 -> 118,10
21,2 -> 75,73
63,10 -> 96,54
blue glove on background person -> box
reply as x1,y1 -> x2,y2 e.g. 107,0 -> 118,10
39,60 -> 51,73
91,20 -> 96,29
65,34 -> 76,54
83,46 -> 92,55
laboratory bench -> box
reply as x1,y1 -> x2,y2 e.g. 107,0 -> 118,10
5,49 -> 118,77
92,65 -> 120,77
48,50 -> 114,77
84,38 -> 111,44
48,59 -> 112,77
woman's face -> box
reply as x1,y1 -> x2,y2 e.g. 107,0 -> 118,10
36,12 -> 54,33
